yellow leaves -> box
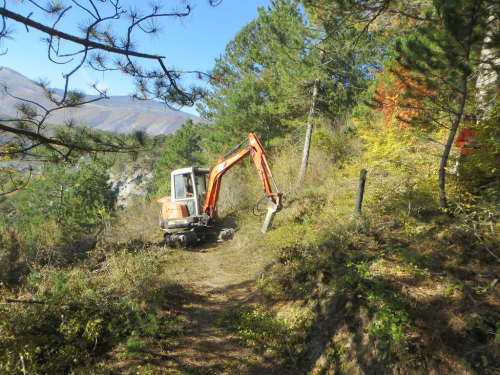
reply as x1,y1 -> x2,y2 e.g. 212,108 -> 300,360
0,143 -> 15,160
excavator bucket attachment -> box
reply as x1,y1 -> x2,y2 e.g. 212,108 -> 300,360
261,198 -> 281,233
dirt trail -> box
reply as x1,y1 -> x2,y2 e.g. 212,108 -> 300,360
158,240 -> 286,375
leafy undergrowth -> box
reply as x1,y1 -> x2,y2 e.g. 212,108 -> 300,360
227,166 -> 500,374
0,242 -> 186,374
216,303 -> 308,366
1,132 -> 499,374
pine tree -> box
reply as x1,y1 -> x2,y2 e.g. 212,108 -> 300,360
199,0 -> 374,182
153,120 -> 206,196
393,0 -> 493,208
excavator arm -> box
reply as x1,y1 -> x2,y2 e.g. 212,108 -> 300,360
203,133 -> 282,233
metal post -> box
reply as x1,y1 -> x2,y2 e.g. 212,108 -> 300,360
355,169 -> 367,215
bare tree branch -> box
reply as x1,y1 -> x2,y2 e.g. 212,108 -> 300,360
0,7 -> 167,60
0,2 -> 217,108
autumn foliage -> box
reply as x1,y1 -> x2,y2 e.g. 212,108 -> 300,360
375,65 -> 432,129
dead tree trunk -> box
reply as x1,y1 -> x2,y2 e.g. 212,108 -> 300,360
297,76 -> 320,186
475,14 -> 499,116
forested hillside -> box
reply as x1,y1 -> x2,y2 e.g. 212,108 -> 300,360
1,0 -> 499,374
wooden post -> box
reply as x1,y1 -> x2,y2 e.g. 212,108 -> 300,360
355,169 -> 367,215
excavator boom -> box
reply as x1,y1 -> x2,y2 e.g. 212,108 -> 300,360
203,133 -> 282,232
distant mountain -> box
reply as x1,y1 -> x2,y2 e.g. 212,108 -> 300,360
0,67 -> 202,135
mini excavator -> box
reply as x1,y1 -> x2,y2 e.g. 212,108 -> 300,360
157,133 -> 283,245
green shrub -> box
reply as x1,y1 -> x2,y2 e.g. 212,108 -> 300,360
0,247 -> 176,374
217,304 -> 305,362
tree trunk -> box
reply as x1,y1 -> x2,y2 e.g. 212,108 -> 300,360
475,14 -> 499,116
439,74 -> 468,209
297,77 -> 320,185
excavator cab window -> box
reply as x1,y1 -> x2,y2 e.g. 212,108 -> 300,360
172,173 -> 194,215
174,174 -> 191,199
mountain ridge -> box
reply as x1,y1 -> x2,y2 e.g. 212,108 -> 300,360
0,67 -> 202,135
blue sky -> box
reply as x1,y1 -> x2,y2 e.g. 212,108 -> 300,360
0,0 -> 271,116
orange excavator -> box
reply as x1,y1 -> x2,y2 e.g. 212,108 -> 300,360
157,133 -> 283,245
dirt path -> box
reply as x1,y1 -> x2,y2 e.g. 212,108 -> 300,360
157,240 -> 285,375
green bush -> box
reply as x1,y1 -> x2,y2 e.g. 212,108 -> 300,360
0,247 -> 176,374
0,160 -> 115,276
217,304 -> 305,362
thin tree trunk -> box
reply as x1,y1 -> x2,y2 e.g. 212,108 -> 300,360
297,77 -> 320,186
439,74 -> 468,209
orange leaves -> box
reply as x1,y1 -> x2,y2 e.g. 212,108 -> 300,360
375,65 -> 431,129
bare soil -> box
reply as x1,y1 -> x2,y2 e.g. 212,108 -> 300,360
140,240 -> 294,375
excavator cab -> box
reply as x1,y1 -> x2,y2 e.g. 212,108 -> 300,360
157,167 -> 212,245
167,167 -> 210,218
171,167 -> 209,216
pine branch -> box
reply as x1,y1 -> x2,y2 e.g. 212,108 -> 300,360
0,8 -> 165,60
